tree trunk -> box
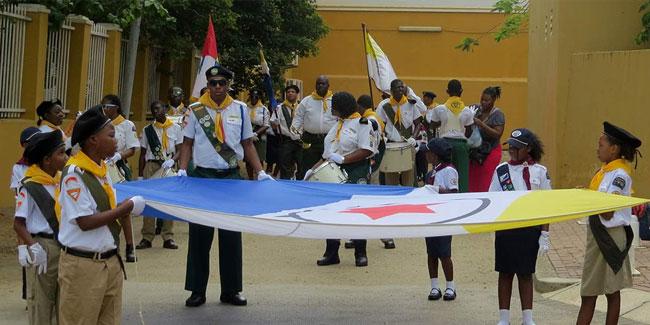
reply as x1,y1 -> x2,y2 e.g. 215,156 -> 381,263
121,16 -> 141,118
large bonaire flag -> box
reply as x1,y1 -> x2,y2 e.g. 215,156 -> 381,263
115,178 -> 648,239
365,30 -> 397,94
260,47 -> 278,111
190,17 -> 219,101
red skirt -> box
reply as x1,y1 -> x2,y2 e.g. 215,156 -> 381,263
469,144 -> 502,192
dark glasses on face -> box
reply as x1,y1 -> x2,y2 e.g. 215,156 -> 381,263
208,79 -> 228,87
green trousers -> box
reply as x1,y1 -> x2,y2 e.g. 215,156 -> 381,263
299,133 -> 325,180
444,138 -> 469,193
184,166 -> 243,294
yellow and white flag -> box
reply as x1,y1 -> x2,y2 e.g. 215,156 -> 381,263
365,31 -> 397,93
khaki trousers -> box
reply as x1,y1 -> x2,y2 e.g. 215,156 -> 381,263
58,251 -> 122,325
384,168 -> 415,187
27,236 -> 59,325
140,161 -> 174,241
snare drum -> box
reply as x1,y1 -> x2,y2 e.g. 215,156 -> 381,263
107,161 -> 126,183
305,161 -> 348,184
150,167 -> 177,179
378,142 -> 414,173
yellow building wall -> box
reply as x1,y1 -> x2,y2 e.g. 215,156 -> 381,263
559,50 -> 650,197
291,9 -> 529,131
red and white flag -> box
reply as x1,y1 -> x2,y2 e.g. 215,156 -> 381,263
190,17 -> 219,101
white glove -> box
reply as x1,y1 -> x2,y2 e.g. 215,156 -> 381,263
137,176 -> 143,181
538,231 -> 550,257
257,170 -> 274,181
108,152 -> 122,162
303,169 -> 315,181
252,134 -> 259,142
177,169 -> 187,177
469,105 -> 480,118
129,196 -> 146,215
328,152 -> 344,164
30,243 -> 47,274
17,245 -> 32,267
407,137 -> 417,147
414,144 -> 420,153
161,159 -> 175,169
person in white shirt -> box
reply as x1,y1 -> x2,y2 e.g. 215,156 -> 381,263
426,79 -> 475,192
246,89 -> 270,179
577,122 -> 641,325
58,106 -> 144,324
36,99 -> 71,149
14,130 -> 68,324
270,85 -> 302,179
136,101 -> 183,250
376,79 -> 425,187
101,94 -> 140,181
489,128 -> 551,325
167,86 -> 186,116
291,75 -> 336,179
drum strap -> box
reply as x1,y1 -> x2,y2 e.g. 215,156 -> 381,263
192,103 -> 241,168
496,164 -> 515,191
588,215 -> 634,274
144,124 -> 165,160
281,104 -> 293,130
19,179 -> 59,238
382,103 -> 413,139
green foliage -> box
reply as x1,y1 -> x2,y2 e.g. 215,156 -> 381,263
456,0 -> 529,51
455,37 -> 479,52
636,1 -> 650,45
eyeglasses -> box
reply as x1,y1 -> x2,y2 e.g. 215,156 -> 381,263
208,79 -> 228,87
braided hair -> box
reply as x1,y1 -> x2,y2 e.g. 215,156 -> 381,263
482,86 -> 502,100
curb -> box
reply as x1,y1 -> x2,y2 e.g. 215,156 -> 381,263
534,275 -> 580,293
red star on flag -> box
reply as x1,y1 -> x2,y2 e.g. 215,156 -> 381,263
340,203 -> 442,220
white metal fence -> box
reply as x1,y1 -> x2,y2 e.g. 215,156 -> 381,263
0,5 -> 30,119
286,79 -> 304,101
44,17 -> 74,115
85,23 -> 108,109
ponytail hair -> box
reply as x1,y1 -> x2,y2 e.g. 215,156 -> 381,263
528,132 -> 545,162
604,134 -> 639,164
482,86 -> 502,100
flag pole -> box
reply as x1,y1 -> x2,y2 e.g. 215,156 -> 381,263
361,23 -> 375,107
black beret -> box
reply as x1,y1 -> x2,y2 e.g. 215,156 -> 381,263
23,130 -> 64,164
603,121 -> 642,149
20,127 -> 41,145
71,106 -> 111,147
205,65 -> 233,80
422,91 -> 437,99
36,99 -> 62,118
285,84 -> 300,93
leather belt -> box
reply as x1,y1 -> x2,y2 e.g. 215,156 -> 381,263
62,246 -> 118,260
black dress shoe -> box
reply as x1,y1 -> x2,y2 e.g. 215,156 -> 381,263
220,293 -> 247,306
344,240 -> 355,249
355,255 -> 368,267
185,292 -> 206,307
125,244 -> 136,262
443,288 -> 456,301
163,239 -> 179,249
383,239 -> 396,249
428,288 -> 442,301
316,254 -> 340,266
135,239 -> 152,250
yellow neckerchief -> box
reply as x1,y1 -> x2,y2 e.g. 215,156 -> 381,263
311,90 -> 333,113
363,108 -> 384,132
67,150 -> 116,210
444,96 -> 465,116
589,158 -> 632,192
111,115 -> 126,126
25,164 -> 62,221
282,100 -> 298,118
153,118 -> 174,151
333,112 -> 362,143
42,120 -> 67,140
199,91 -> 234,143
388,95 -> 407,125
422,102 -> 438,117
169,103 -> 185,116
250,101 -> 263,121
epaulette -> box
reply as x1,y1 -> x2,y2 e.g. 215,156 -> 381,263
359,117 -> 368,124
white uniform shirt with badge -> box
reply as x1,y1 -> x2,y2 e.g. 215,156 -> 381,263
10,163 -> 29,192
427,104 -> 474,139
113,119 -> 140,153
248,105 -> 270,129
58,165 -> 117,253
431,165 -> 459,191
15,184 -> 56,234
376,97 -> 422,143
140,123 -> 183,161
323,117 -> 374,158
596,168 -> 632,227
270,103 -> 300,140
291,94 -> 336,135
365,114 -> 382,155
489,162 -> 552,192
182,100 -> 254,169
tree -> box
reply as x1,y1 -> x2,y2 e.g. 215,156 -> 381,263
636,0 -> 650,44
456,0 -> 529,52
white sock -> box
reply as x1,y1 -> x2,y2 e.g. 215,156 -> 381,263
497,309 -> 509,325
446,280 -> 455,291
430,278 -> 439,289
522,309 -> 535,325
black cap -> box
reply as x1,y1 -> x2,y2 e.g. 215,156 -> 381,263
422,91 -> 437,99
71,106 -> 111,147
285,84 -> 300,93
205,65 -> 233,80
36,99 -> 62,119
420,138 -> 452,158
20,127 -> 41,145
603,121 -> 642,149
504,128 -> 534,149
23,130 -> 64,164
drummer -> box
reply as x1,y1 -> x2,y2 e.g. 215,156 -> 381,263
101,94 -> 140,181
135,101 -> 182,250
376,79 -> 426,187
304,91 -> 374,267
246,89 -> 270,180
270,85 -> 302,180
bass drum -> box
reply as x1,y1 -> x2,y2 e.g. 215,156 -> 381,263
306,161 -> 348,184
107,160 -> 126,183
150,167 -> 177,179
378,142 -> 414,173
